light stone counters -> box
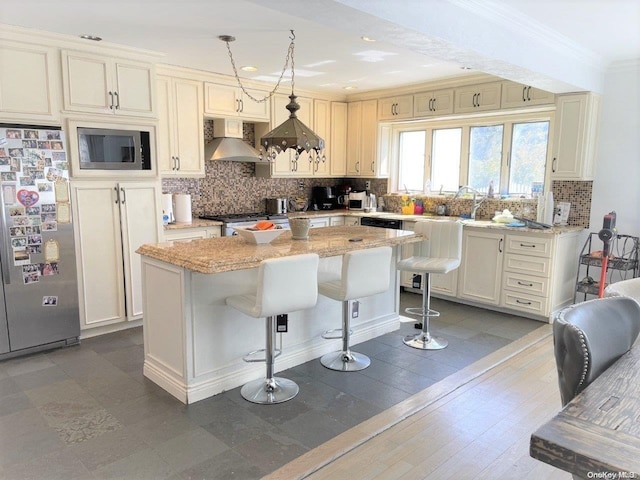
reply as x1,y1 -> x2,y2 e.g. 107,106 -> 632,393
163,218 -> 223,230
137,225 -> 421,403
138,225 -> 421,274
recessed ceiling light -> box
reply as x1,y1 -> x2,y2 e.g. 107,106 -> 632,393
241,66 -> 258,72
361,36 -> 376,42
344,86 -> 358,90
79,34 -> 102,41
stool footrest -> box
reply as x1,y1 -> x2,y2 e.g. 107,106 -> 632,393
242,348 -> 281,363
321,328 -> 353,340
405,306 -> 440,318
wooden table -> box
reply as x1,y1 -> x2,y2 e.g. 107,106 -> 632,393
530,345 -> 640,478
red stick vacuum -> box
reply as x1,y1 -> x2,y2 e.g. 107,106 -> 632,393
597,211 -> 617,297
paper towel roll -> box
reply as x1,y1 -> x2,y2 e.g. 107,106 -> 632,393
162,193 -> 174,223
173,193 -> 192,223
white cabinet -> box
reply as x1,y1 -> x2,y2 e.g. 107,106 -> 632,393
500,81 -> 554,109
61,50 -> 155,117
312,99 -> 330,176
204,82 -> 270,121
378,95 -> 413,120
330,102 -> 348,176
157,75 -> 204,177
413,89 -> 454,117
309,216 -> 330,228
343,216 -> 360,226
0,41 -> 60,122
551,93 -> 601,181
163,226 -> 221,241
329,216 -> 345,226
72,181 -> 162,331
458,229 -> 504,305
454,82 -> 502,114
347,99 -> 381,177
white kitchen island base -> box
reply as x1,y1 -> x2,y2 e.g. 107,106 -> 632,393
141,252 -> 402,404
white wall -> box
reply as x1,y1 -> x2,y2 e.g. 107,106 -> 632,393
589,60 -> 640,238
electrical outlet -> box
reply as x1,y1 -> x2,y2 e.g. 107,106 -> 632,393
365,181 -> 371,190
298,180 -> 305,190
352,301 -> 359,318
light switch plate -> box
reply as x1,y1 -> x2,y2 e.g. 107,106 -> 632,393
352,301 -> 359,318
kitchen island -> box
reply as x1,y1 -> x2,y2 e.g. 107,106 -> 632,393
136,226 -> 421,403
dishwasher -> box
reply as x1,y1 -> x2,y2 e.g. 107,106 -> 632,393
360,216 -> 403,229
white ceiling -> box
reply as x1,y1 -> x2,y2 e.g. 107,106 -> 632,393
1,0 -> 638,95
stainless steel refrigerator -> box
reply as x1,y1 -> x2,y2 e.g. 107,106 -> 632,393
0,124 -> 80,360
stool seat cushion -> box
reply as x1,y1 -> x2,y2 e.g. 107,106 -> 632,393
318,246 -> 392,302
397,256 -> 460,275
226,253 -> 319,318
604,278 -> 640,306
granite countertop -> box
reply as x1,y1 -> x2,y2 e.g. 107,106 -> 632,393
138,225 -> 421,274
163,219 -> 223,230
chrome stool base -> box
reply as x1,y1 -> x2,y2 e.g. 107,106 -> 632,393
321,350 -> 371,371
240,377 -> 299,404
403,333 -> 448,350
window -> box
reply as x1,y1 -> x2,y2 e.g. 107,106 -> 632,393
390,113 -> 551,196
431,128 -> 461,193
397,130 -> 425,192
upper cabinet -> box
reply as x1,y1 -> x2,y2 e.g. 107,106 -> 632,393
312,99 -> 330,176
454,82 -> 501,113
501,81 -> 554,109
378,95 -> 413,120
204,82 -> 270,121
551,93 -> 601,181
330,102 -> 348,176
61,50 -> 156,118
414,88 -> 454,117
348,99 -> 386,177
0,41 -> 60,123
157,75 -> 204,177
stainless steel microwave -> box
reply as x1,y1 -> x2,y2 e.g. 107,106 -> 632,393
77,127 -> 151,170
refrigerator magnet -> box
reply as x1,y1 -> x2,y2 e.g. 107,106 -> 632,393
13,249 -> 30,266
44,239 -> 59,263
56,202 -> 70,223
2,184 -> 16,204
42,296 -> 58,306
54,179 -> 69,202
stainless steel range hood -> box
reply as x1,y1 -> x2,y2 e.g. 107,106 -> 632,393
205,118 -> 261,162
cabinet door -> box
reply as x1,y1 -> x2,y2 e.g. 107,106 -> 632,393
112,60 -> 155,117
293,96 -> 314,176
156,76 -> 176,174
240,87 -> 270,120
172,79 -> 204,176
347,102 -> 362,175
62,50 -> 112,114
431,270 -> 458,297
0,42 -> 59,122
361,99 -> 378,176
269,94 -> 295,175
378,95 -> 413,120
72,182 -> 126,329
330,102 -> 348,176
458,230 -> 504,305
551,93 -> 600,181
501,81 -> 554,109
119,182 -> 162,321
313,99 -> 330,176
414,89 -> 454,117
309,217 -> 330,228
204,82 -> 239,116
329,216 -> 345,226
454,82 -> 501,113
164,229 -> 208,242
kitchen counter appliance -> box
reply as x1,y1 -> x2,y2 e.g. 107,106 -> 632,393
199,213 -> 289,236
312,186 -> 335,210
360,217 -> 403,229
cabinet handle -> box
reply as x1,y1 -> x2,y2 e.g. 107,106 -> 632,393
114,186 -> 119,204
392,103 -> 396,115
522,87 -> 526,102
552,157 -> 557,172
176,156 -> 181,171
108,91 -> 114,110
516,299 -> 532,305
114,91 -> 120,109
239,98 -> 244,112
477,92 -> 481,107
517,281 -> 534,287
499,238 -> 503,253
519,243 -> 536,248
527,86 -> 532,101
472,93 -> 478,107
355,161 -> 360,173
120,187 -> 126,204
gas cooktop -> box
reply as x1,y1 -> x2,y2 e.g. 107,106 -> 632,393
199,213 -> 287,223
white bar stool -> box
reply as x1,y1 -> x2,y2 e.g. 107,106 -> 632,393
226,253 -> 319,404
398,221 -> 463,350
318,246 -> 393,371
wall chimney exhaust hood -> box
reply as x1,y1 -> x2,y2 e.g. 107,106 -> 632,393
205,118 -> 261,162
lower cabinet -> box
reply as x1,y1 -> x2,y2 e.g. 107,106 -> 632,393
458,230 -> 504,306
163,226 -> 221,241
72,181 -> 162,332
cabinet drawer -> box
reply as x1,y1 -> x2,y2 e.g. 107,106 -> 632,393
504,253 -> 551,277
505,235 -> 552,257
502,291 -> 548,316
503,271 -> 549,296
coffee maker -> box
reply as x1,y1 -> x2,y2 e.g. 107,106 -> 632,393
334,184 -> 351,209
312,186 -> 336,210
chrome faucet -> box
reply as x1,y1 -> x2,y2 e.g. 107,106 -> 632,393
454,186 -> 485,219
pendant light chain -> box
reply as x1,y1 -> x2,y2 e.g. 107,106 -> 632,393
222,30 -> 296,104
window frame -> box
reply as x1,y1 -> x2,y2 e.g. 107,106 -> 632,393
388,111 -> 554,196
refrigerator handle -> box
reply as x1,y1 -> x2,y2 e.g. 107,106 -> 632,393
0,195 -> 11,285
120,187 -> 126,204
114,186 -> 120,204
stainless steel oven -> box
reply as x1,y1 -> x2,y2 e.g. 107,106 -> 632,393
199,213 -> 289,236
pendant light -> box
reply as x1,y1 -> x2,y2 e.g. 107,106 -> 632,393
219,30 -> 325,163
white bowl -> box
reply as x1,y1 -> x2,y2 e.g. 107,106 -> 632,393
233,226 -> 285,244
492,215 -> 515,223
